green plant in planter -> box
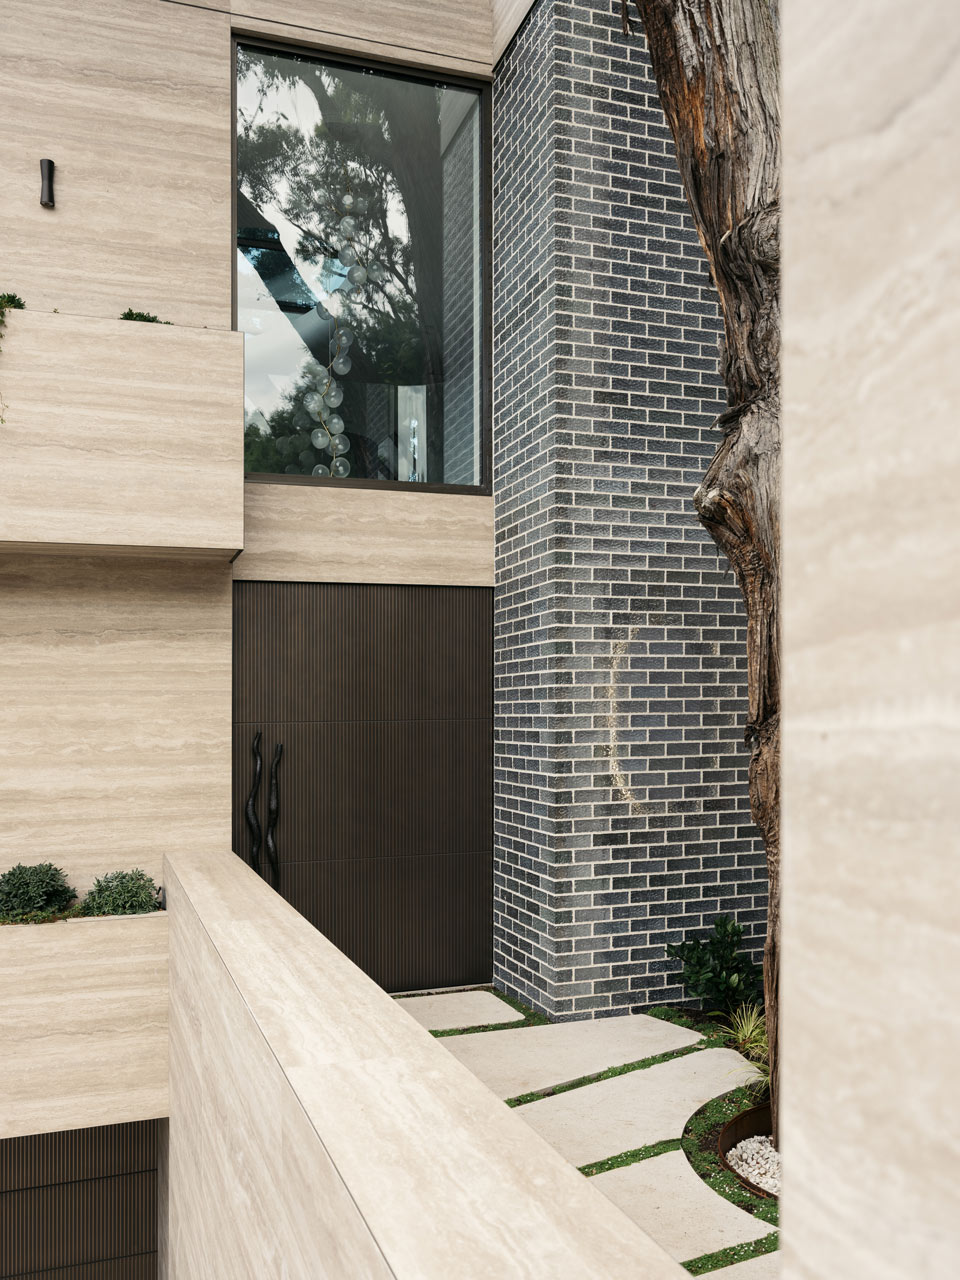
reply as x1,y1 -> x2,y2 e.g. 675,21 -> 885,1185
0,862 -> 76,923
0,295 -> 26,410
667,915 -> 763,1012
0,292 -> 25,325
79,868 -> 161,917
119,309 -> 171,324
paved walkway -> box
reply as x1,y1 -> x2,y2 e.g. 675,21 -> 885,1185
398,989 -> 779,1277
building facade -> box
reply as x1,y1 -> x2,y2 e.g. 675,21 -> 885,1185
0,0 -> 765,1273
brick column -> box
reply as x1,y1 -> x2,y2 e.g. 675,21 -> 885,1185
492,0 -> 766,1018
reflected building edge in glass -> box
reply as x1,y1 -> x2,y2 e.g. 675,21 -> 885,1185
236,43 -> 484,488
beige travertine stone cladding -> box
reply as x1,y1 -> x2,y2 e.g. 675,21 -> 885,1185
781,0 -> 960,1277
0,555 -> 232,893
493,0 -> 537,59
1,0 -> 233,328
163,847 -> 687,1278
165,0 -> 493,74
0,312 -> 243,555
0,913 -> 168,1138
236,483 -> 494,585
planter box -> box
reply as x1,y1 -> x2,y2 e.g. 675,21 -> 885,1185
0,911 -> 168,1138
0,310 -> 243,557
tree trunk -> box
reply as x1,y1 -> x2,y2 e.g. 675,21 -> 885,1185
622,0 -> 781,1140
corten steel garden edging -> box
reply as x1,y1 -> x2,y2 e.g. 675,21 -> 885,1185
717,1101 -> 777,1199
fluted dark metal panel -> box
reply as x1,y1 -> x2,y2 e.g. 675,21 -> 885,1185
233,719 -> 493,864
0,1121 -> 158,1280
233,583 -> 493,991
284,851 -> 492,992
233,582 -> 492,724
0,1121 -> 158,1194
14,1259 -> 155,1279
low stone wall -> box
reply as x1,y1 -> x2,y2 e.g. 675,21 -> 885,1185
163,848 -> 686,1278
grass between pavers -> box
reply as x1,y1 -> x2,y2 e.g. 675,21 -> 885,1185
578,1137 -> 682,1176
682,1231 -> 779,1275
647,1004 -> 725,1039
505,1037 -> 724,1108
430,989 -> 551,1038
681,1086 -> 778,1228
499,1004 -> 731,1107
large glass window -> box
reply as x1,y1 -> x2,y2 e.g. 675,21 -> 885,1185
236,44 -> 484,487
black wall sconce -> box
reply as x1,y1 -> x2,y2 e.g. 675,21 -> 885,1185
40,158 -> 55,208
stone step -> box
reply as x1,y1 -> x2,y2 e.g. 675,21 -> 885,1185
516,1048 -> 758,1166
443,1013 -> 701,1099
396,989 -> 524,1032
592,1149 -> 771,1264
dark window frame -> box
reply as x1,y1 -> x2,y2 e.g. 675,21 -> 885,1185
232,36 -> 493,498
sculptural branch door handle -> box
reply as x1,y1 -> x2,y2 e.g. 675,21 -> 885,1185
265,741 -> 283,891
244,730 -> 263,874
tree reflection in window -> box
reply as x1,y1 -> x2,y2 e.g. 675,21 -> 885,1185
237,45 -> 482,486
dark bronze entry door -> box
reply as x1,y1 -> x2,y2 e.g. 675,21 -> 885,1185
232,582 -> 493,992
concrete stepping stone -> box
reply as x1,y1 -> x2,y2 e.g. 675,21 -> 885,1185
723,1250 -> 780,1277
516,1048 -> 758,1166
395,989 -> 524,1032
442,1014 -> 702,1099
592,1149 -> 770,1262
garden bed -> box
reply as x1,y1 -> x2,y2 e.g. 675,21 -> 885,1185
682,1087 -> 779,1228
718,1102 -> 779,1198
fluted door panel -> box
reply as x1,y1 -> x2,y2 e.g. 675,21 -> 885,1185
233,582 -> 493,991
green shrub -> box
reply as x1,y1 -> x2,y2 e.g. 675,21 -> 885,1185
667,916 -> 763,1012
79,869 -> 161,917
0,863 -> 76,922
119,309 -> 171,324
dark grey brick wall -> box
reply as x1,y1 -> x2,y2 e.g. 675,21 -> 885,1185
492,0 -> 767,1019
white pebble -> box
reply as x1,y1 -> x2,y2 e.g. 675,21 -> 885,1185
726,1134 -> 781,1196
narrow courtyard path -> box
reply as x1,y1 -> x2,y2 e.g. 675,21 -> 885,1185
398,990 -> 780,1277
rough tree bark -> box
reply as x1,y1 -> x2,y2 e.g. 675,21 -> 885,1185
621,0 -> 781,1139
